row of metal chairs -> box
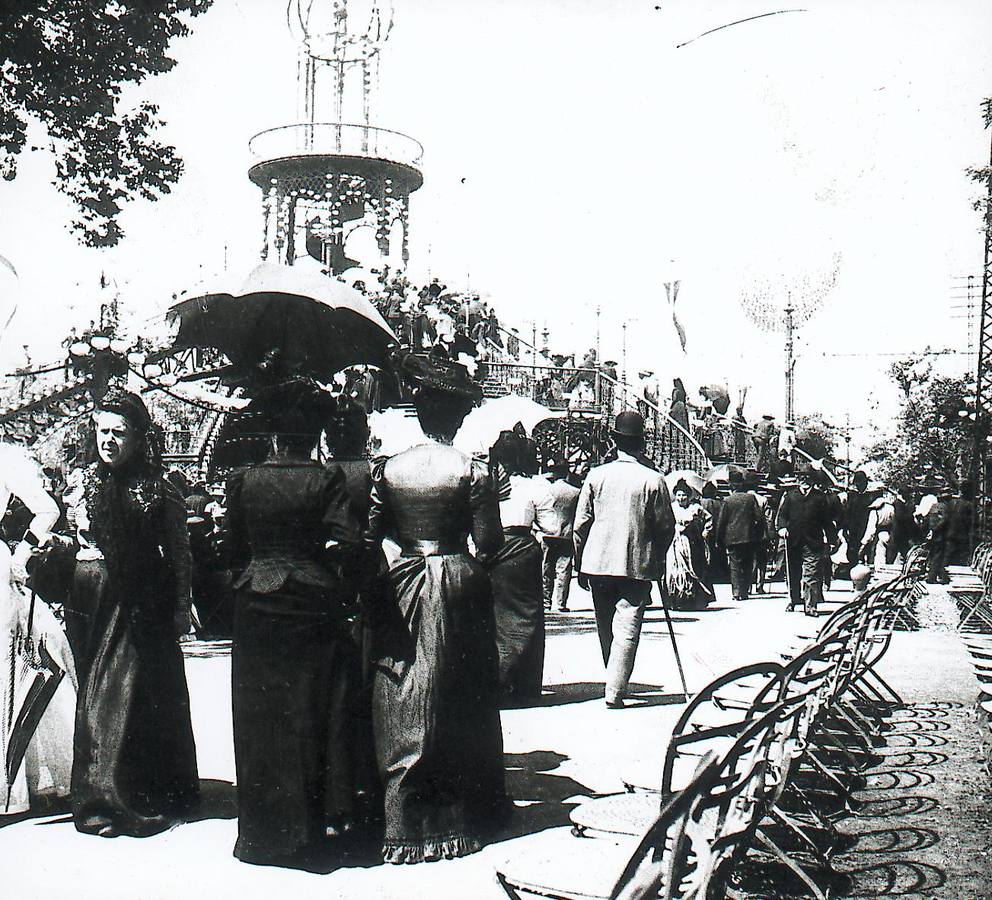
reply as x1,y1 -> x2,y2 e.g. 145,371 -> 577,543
952,542 -> 992,633
494,573 -> 920,899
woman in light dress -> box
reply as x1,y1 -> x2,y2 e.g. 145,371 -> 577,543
665,480 -> 713,611
0,443 -> 76,817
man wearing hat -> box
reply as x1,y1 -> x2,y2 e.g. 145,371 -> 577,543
534,458 -> 582,612
776,464 -> 839,614
752,414 -> 778,472
573,412 -> 675,707
715,472 -> 765,602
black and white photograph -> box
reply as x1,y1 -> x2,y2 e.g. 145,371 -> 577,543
2,1 -> 992,897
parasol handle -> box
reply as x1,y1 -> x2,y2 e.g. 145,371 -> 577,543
26,590 -> 36,641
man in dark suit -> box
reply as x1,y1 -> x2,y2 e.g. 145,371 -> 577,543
716,474 -> 765,602
776,465 -> 839,615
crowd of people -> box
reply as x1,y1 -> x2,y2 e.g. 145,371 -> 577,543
0,348 -> 974,873
354,267 -> 504,374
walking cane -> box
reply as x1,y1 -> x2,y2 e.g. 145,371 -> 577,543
657,583 -> 690,698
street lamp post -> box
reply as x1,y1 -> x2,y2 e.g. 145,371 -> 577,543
784,302 -> 795,424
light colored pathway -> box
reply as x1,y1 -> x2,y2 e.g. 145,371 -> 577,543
7,578 -> 976,900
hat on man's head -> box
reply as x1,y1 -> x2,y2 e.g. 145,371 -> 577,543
612,411 -> 645,439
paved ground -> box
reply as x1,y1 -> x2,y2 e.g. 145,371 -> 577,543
2,577 -> 987,899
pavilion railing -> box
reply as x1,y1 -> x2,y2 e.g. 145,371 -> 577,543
480,361 -> 710,472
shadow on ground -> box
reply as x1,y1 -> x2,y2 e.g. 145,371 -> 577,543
500,750 -> 595,841
504,682 -> 686,710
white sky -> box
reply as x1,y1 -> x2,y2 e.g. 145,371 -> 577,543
1,0 -> 990,456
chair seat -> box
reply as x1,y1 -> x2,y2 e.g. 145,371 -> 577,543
570,791 -> 665,837
494,827 -> 634,900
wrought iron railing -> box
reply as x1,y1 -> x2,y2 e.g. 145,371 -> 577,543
248,122 -> 424,169
479,361 -> 709,472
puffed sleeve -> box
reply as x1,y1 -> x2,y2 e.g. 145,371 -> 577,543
470,460 -> 503,559
225,468 -> 249,569
2,448 -> 59,579
160,478 -> 193,614
364,458 -> 391,547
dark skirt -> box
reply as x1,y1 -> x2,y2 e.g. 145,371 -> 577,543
231,585 -> 362,865
67,559 -> 199,836
489,534 -> 545,699
371,552 -> 508,864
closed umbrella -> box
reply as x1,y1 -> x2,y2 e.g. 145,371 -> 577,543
3,592 -> 65,812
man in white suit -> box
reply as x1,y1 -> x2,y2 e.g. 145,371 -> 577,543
573,412 -> 675,708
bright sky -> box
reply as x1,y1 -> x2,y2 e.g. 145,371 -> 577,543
1,0 -> 990,457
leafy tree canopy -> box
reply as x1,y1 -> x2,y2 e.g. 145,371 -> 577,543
1,1 -> 212,246
792,413 -> 837,462
865,353 -> 975,490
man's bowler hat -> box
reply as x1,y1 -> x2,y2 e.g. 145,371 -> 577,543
612,411 -> 646,439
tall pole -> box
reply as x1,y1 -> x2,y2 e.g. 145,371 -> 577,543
784,302 -> 795,425
621,321 -> 628,402
973,122 -> 992,539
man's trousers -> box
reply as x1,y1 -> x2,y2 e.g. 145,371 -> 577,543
725,542 -> 756,601
542,537 -> 573,610
786,541 -> 826,612
588,575 -> 651,704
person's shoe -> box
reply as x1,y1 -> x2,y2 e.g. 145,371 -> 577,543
755,584 -> 766,594
557,605 -> 569,612
734,595 -> 746,602
804,605 -> 818,617
605,698 -> 626,709
786,603 -> 796,612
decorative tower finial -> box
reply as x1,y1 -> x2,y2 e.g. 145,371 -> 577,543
248,0 -> 421,276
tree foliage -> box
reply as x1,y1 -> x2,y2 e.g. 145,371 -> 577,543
965,97 -> 992,229
0,1 -> 212,246
865,354 -> 975,489
792,413 -> 837,462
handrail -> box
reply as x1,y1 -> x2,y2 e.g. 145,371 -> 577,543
596,369 -> 710,462
480,361 -> 711,468
248,122 -> 424,168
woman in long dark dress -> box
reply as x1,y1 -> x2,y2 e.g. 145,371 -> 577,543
57,390 -> 199,837
487,430 -> 547,701
365,354 -> 510,863
225,382 -> 363,867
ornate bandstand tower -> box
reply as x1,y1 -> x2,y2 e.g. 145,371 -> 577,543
249,0 -> 423,275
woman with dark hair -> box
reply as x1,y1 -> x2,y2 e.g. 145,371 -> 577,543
365,354 -> 509,863
665,479 -> 713,610
55,388 -> 199,837
486,430 -> 549,701
224,380 -> 362,867
669,378 -> 690,432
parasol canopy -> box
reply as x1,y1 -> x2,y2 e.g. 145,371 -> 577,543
453,396 -> 563,456
665,469 -> 707,496
369,407 -> 428,458
168,262 -> 397,383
